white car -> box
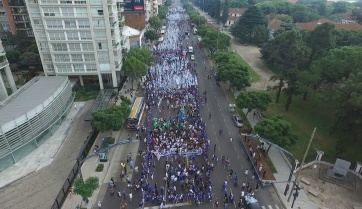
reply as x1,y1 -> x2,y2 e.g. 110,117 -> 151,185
190,54 -> 195,60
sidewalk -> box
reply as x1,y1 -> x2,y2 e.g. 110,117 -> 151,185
62,80 -> 141,209
244,109 -> 328,209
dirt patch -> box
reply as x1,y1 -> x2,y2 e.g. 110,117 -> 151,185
299,164 -> 362,209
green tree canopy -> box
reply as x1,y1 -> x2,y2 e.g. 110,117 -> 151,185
73,176 -> 99,200
148,16 -> 163,31
332,72 -> 362,156
158,6 -> 168,19
306,22 -> 336,62
311,46 -> 362,85
230,6 -> 268,44
254,114 -> 299,149
276,14 -> 293,23
144,30 -> 159,42
201,28 -> 231,52
261,29 -> 310,106
220,0 -> 229,24
5,51 -> 21,64
92,103 -> 131,132
236,91 -> 272,115
127,48 -> 154,65
218,63 -> 250,90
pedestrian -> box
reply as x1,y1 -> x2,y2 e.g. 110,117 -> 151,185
255,183 -> 259,191
111,177 -> 116,188
129,191 -> 133,202
215,199 -> 219,207
229,137 -> 233,143
122,190 -> 127,200
121,202 -> 127,209
244,169 -> 249,178
262,169 -> 267,178
98,201 -> 102,209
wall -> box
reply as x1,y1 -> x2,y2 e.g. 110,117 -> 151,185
123,12 -> 146,30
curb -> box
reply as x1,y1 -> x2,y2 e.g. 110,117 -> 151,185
272,183 -> 287,209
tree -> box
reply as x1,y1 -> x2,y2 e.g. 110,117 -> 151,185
19,52 -> 42,70
311,46 -> 362,85
148,16 -> 163,31
73,176 -> 99,202
3,32 -> 32,52
306,22 -> 336,63
332,72 -> 362,156
236,91 -> 272,115
158,6 -> 168,19
276,14 -> 293,23
5,51 -> 21,64
230,6 -> 268,44
92,103 -> 131,132
352,8 -> 362,24
331,1 -> 349,14
122,56 -> 148,87
201,27 -> 231,52
218,63 -> 250,90
144,30 -> 159,42
127,48 -> 154,65
254,114 -> 298,153
220,0 -> 229,25
261,29 -> 310,105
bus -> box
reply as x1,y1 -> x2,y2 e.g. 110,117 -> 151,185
126,97 -> 145,130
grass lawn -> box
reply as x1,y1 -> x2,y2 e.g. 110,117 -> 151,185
264,90 -> 362,165
230,52 -> 261,83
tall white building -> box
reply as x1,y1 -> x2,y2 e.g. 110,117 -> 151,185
25,0 -> 127,89
0,39 -> 17,101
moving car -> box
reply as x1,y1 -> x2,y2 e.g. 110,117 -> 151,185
232,114 -> 243,127
190,54 -> 195,60
243,194 -> 262,209
188,46 -> 193,53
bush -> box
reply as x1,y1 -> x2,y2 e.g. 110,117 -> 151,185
109,137 -> 115,144
95,164 -> 104,172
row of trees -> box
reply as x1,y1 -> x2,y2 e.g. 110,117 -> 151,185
144,6 -> 169,42
182,0 -> 231,53
259,20 -> 362,155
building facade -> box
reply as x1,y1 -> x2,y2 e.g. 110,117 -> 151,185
25,0 -> 127,89
0,76 -> 73,172
0,39 -> 17,101
0,0 -> 33,38
224,8 -> 246,27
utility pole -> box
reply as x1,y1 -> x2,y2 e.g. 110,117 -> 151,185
287,127 -> 317,203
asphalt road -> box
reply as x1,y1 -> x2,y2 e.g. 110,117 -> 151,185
100,2 -> 282,209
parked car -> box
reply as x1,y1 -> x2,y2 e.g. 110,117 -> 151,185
232,114 -> 243,127
213,72 -> 221,81
190,54 -> 195,60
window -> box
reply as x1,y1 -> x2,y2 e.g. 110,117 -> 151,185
94,31 -> 106,39
91,8 -> 103,16
39,42 -> 49,51
68,43 -> 81,51
40,0 -> 58,3
54,54 -> 70,62
33,19 -> 43,29
66,31 -> 79,40
98,10 -> 103,15
45,64 -> 55,71
61,7 -> 74,16
97,42 -> 107,50
42,54 -> 52,62
83,54 -> 95,61
36,31 -> 47,40
85,64 -> 97,71
60,0 -> 72,4
74,0 -> 86,4
48,32 -> 66,40
82,43 -> 94,51
43,7 -> 60,16
73,64 -> 85,72
52,43 -> 67,51
77,20 -> 90,28
75,8 -> 87,16
93,19 -> 105,28
98,52 -> 109,61
64,20 -> 76,28
89,0 -> 101,4
79,31 -> 92,40
71,54 -> 83,61
29,6 -> 41,17
46,20 -> 63,28
56,64 -> 73,72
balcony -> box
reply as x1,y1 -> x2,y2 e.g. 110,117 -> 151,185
0,59 -> 9,69
8,0 -> 26,6
117,0 -> 125,5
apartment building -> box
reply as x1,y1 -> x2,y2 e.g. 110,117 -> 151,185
25,0 -> 127,89
0,0 -> 33,38
0,39 -> 17,101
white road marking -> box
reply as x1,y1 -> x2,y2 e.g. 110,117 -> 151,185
241,164 -> 243,169
261,206 -> 266,209
268,205 -> 274,209
237,155 -> 240,159
234,147 -> 236,150
218,147 -> 220,150
215,138 -> 219,142
275,205 -> 280,209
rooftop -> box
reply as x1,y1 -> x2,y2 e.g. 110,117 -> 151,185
296,19 -> 362,30
268,19 -> 283,31
0,76 -> 68,127
229,8 -> 246,15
